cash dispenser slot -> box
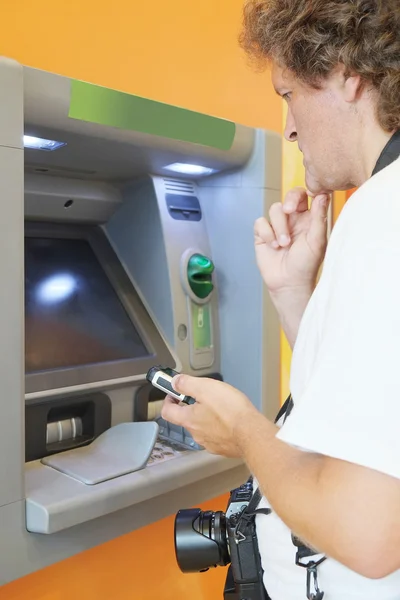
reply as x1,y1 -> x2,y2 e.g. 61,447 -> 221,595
25,393 -> 112,462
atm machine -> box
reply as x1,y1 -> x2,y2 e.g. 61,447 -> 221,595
0,56 -> 281,584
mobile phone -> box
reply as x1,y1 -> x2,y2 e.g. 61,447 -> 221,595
146,366 -> 196,405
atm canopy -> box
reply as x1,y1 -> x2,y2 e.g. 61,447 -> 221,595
22,65 -> 256,182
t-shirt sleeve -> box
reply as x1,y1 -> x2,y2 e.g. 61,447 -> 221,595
276,243 -> 400,481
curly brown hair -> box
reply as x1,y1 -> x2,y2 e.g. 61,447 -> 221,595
239,0 -> 400,131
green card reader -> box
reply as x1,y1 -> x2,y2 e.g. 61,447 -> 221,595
181,250 -> 216,371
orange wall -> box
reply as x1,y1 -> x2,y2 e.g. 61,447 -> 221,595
0,1 -> 282,599
333,189 -> 355,223
1,494 -> 230,600
0,0 -> 281,132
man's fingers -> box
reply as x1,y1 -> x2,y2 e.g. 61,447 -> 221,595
254,217 -> 276,247
254,188 -> 313,250
161,395 -> 188,425
282,187 -> 309,215
172,374 -> 224,400
254,205 -> 291,251
268,203 -> 291,247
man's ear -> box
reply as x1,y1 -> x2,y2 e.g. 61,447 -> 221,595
332,64 -> 363,102
339,65 -> 364,102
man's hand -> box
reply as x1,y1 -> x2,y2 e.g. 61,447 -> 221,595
255,187 -> 330,294
161,375 -> 258,458
161,374 -> 400,578
255,187 -> 331,347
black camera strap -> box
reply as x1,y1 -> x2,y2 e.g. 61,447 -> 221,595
234,482 -> 271,545
274,393 -> 294,424
372,129 -> 400,176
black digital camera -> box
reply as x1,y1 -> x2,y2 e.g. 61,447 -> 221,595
174,480 -> 270,600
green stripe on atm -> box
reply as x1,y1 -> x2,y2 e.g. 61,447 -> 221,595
68,80 -> 236,151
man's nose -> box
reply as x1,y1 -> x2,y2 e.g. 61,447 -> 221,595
284,109 -> 297,142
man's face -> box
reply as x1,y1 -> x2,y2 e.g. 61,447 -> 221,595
271,63 -> 356,194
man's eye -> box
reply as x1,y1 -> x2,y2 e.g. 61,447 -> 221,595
282,93 -> 291,102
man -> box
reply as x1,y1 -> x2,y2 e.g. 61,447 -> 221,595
162,0 -> 400,597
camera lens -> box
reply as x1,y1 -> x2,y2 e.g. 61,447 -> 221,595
174,508 -> 230,572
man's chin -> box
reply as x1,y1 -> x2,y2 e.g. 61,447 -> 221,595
305,172 -> 332,196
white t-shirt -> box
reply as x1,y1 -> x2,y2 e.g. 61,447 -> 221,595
255,157 -> 400,599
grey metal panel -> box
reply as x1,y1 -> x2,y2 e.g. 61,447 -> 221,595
1,460 -> 249,584
24,173 -> 122,224
26,450 -> 241,533
106,177 -> 175,345
199,131 -> 281,419
0,58 -> 23,149
0,145 -> 24,507
41,421 -> 159,485
241,129 -> 282,191
151,176 -> 222,376
108,385 -> 139,426
200,185 -> 266,408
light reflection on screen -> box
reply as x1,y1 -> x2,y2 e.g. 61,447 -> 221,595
25,237 -> 150,373
37,273 -> 77,304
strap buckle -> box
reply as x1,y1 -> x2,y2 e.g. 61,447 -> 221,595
306,561 -> 324,600
295,552 -> 326,600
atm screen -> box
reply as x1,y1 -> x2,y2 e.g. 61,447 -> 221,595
25,237 -> 150,373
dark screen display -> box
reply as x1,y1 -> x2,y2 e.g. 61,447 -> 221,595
25,237 -> 150,373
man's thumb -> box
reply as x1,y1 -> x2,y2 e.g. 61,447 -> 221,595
308,193 -> 330,247
172,373 -> 222,400
172,374 -> 198,396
